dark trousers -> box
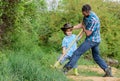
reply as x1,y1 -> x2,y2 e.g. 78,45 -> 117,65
64,40 -> 108,70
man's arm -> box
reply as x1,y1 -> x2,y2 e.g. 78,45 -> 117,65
73,23 -> 83,29
82,17 -> 98,36
73,23 -> 92,36
82,25 -> 92,36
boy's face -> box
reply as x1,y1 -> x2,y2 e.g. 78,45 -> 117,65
65,28 -> 72,36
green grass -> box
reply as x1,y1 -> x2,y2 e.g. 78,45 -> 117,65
0,49 -> 69,81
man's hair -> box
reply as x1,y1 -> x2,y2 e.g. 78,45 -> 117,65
82,4 -> 91,12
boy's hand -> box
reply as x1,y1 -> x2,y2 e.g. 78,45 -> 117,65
62,47 -> 66,55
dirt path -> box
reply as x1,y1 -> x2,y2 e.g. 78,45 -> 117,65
67,65 -> 120,81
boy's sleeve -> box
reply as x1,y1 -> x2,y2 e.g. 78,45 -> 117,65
62,38 -> 67,47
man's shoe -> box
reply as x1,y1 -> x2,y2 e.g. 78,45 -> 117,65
103,66 -> 113,77
63,66 -> 72,74
63,68 -> 68,74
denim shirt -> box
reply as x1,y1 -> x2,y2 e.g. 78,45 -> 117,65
83,11 -> 101,43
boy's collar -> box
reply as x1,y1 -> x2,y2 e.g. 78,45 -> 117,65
65,34 -> 72,37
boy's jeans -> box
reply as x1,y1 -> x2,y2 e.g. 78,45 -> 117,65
58,54 -> 77,68
64,40 -> 108,71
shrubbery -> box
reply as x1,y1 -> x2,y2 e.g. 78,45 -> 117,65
0,49 -> 69,81
0,0 -> 120,81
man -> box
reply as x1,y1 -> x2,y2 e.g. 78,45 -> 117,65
63,4 -> 113,77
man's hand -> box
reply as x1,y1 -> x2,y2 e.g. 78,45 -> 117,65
82,25 -> 92,36
81,25 -> 86,32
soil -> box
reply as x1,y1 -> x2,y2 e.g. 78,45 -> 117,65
67,65 -> 120,81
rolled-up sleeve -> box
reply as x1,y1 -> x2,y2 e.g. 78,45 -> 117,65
87,18 -> 96,31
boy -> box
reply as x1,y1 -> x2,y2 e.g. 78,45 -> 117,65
57,23 -> 82,75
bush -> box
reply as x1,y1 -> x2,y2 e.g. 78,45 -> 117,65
0,49 -> 69,81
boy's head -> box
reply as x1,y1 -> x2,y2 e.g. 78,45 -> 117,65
61,23 -> 73,36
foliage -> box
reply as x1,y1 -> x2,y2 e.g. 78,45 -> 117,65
0,0 -> 120,80
0,0 -> 69,81
0,49 -> 68,81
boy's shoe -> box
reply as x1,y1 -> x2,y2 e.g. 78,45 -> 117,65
103,66 -> 113,77
73,68 -> 79,76
54,62 -> 61,68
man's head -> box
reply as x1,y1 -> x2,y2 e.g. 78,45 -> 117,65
82,4 -> 91,17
